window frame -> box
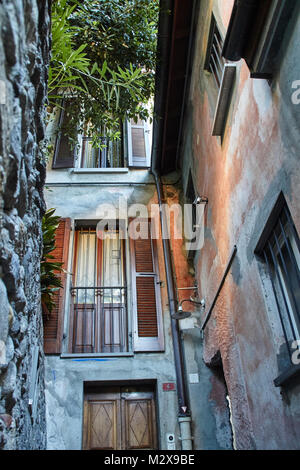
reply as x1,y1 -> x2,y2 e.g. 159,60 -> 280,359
77,121 -> 125,170
204,15 -> 226,90
204,14 -> 236,138
255,193 -> 300,386
68,221 -> 129,355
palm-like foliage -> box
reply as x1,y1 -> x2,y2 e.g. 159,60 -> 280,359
48,0 -> 148,112
41,209 -> 63,318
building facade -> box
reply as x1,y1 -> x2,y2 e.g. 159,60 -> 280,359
156,0 -> 300,450
42,0 -> 300,451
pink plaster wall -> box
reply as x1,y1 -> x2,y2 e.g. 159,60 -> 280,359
182,0 -> 300,450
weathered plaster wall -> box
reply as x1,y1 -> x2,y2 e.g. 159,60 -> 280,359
162,184 -> 233,449
43,174 -> 182,449
180,0 -> 300,450
0,0 -> 50,449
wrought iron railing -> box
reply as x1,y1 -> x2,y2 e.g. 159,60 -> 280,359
80,136 -> 124,169
70,286 -> 128,353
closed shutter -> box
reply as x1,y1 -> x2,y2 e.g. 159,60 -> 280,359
43,218 -> 71,354
127,119 -> 150,168
52,101 -> 76,169
129,218 -> 164,351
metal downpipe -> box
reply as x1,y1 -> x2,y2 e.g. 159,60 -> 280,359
152,170 -> 193,450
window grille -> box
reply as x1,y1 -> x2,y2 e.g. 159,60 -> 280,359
205,16 -> 225,89
80,122 -> 124,169
256,198 -> 300,366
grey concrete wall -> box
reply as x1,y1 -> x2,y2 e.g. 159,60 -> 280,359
0,0 -> 50,449
45,354 -> 179,450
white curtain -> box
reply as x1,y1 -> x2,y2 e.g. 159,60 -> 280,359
101,231 -> 124,303
75,229 -> 124,304
75,230 -> 97,303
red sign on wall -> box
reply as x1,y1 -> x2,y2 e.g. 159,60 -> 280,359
162,382 -> 176,391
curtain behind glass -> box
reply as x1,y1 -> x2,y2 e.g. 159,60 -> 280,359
75,230 -> 97,303
102,230 -> 124,303
75,229 -> 124,304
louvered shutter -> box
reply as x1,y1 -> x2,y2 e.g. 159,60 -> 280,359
43,218 -> 71,354
129,218 -> 164,352
127,119 -> 150,168
52,101 -> 76,169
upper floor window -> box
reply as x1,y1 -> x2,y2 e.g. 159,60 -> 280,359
43,218 -> 164,355
204,15 -> 225,90
79,122 -> 124,169
52,101 -> 151,170
204,15 -> 236,138
70,224 -> 127,354
222,0 -> 298,79
255,193 -> 300,385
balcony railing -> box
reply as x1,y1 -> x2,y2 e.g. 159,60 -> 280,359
80,136 -> 124,169
70,286 -> 128,353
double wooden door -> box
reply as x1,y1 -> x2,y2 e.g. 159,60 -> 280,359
83,386 -> 157,450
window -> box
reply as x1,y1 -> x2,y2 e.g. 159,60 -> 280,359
52,102 -> 151,170
255,194 -> 300,384
70,223 -> 127,354
204,15 -> 225,90
79,122 -> 124,169
43,218 -> 163,355
205,15 -> 236,137
65,218 -> 163,355
222,0 -> 298,79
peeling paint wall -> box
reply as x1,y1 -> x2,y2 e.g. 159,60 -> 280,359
180,0 -> 300,450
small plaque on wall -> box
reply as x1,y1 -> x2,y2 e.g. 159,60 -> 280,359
162,382 -> 176,391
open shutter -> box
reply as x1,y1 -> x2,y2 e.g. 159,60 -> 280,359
43,218 -> 71,354
52,101 -> 76,169
129,218 -> 164,352
128,118 -> 150,168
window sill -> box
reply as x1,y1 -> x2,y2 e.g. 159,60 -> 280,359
72,168 -> 129,174
60,352 -> 134,359
274,364 -> 300,387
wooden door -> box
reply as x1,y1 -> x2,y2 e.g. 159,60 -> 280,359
83,386 -> 157,450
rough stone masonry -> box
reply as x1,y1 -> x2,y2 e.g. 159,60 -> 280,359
0,0 -> 51,449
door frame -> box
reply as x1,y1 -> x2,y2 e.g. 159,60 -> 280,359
82,380 -> 159,450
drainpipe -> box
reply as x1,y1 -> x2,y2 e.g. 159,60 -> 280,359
152,170 -> 193,450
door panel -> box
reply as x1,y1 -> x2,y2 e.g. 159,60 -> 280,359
83,387 -> 157,450
124,398 -> 156,449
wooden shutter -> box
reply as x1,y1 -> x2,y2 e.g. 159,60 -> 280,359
52,101 -> 76,169
43,218 -> 71,354
127,119 -> 150,168
129,218 -> 164,352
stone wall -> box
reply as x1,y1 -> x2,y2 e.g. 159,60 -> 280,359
0,0 -> 51,449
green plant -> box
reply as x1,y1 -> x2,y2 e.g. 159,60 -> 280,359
41,208 -> 63,318
48,0 -> 159,142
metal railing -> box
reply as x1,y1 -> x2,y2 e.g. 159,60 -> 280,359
70,286 -> 128,353
80,136 -> 124,169
208,23 -> 225,89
